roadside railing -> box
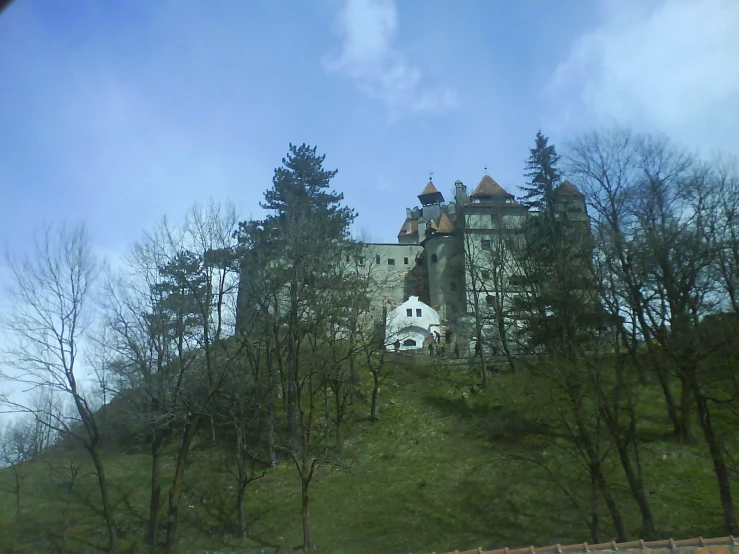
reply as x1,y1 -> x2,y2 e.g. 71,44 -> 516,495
434,535 -> 739,554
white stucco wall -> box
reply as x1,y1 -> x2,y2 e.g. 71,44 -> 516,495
385,296 -> 440,350
362,243 -> 423,308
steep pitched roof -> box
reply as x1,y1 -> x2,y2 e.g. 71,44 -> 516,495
471,175 -> 513,198
420,181 -> 439,195
397,218 -> 419,238
555,180 -> 584,196
436,212 -> 454,234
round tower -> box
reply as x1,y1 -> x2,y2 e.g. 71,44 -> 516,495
424,212 -> 465,322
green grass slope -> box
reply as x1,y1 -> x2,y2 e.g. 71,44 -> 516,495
1,357 -> 736,553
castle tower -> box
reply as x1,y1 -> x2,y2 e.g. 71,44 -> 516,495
418,180 -> 444,225
424,211 -> 465,322
552,180 -> 589,228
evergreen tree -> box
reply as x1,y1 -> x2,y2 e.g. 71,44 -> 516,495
519,130 -> 561,213
261,142 -> 356,238
516,131 -> 595,359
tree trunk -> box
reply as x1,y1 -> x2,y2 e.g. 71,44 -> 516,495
653,362 -> 684,441
573,393 -> 627,542
165,417 -> 199,552
496,312 -> 516,372
614,438 -> 656,538
266,387 -> 277,467
370,372 -> 380,421
236,482 -> 247,539
147,436 -> 164,548
679,378 -> 693,443
288,374 -> 299,451
301,477 -> 311,552
588,472 -> 600,544
477,348 -> 487,389
590,459 -> 626,542
693,384 -> 737,533
88,446 -> 118,553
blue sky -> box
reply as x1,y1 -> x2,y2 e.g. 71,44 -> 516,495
1,0 -> 737,261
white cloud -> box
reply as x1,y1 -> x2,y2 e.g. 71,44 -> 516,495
324,0 -> 457,117
548,0 -> 739,154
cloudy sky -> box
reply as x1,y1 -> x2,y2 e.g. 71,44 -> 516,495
0,0 -> 737,259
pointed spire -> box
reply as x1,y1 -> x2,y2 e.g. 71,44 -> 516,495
420,181 -> 439,196
436,212 -> 454,234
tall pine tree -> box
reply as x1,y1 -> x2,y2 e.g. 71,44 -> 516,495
261,143 -> 356,238
519,130 -> 561,214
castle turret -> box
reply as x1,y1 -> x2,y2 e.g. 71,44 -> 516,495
418,180 -> 444,206
424,212 -> 465,322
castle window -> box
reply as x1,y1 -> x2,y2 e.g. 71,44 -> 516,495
406,309 -> 413,317
486,295 -> 497,307
481,270 -> 490,280
404,257 -> 409,265
431,254 -> 438,264
481,239 -> 491,250
505,238 -> 515,250
388,258 -> 396,266
358,256 -> 365,265
403,338 -> 416,347
416,308 -> 422,317
376,255 -> 381,264
450,282 -> 457,291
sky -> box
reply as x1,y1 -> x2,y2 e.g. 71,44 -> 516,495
0,0 -> 738,261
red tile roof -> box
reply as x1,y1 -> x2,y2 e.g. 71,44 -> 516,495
555,180 -> 584,196
471,175 -> 513,197
420,181 -> 440,195
436,212 -> 454,233
397,218 -> 419,237
434,535 -> 739,554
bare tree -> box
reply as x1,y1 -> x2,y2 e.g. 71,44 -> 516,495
462,227 -> 521,383
567,129 -> 737,534
1,223 -> 118,552
105,222 -> 199,550
161,202 -> 243,552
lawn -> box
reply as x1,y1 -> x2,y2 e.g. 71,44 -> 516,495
0,355 -> 735,553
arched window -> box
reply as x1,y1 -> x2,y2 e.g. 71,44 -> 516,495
431,253 -> 438,264
403,338 -> 417,347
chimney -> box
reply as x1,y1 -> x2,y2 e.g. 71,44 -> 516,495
417,217 -> 427,239
455,180 -> 467,206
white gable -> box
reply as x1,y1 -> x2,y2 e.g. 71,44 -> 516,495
385,296 -> 440,350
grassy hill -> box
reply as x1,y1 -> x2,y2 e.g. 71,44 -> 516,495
1,355 -> 736,553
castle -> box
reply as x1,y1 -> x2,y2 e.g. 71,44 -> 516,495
235,172 -> 591,355
362,174 -> 591,352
